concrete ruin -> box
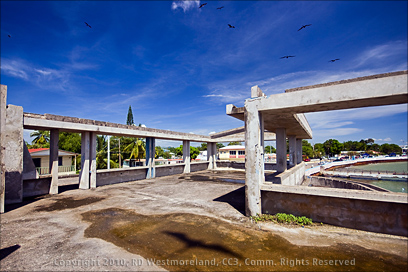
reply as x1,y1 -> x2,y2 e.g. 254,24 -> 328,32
1,70 -> 407,236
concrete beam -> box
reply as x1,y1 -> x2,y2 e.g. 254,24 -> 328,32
260,70 -> 408,114
146,137 -> 155,179
23,113 -> 213,143
276,128 -> 287,173
0,85 -> 6,213
49,129 -> 59,194
210,126 -> 276,142
79,132 -> 90,189
183,140 -> 190,174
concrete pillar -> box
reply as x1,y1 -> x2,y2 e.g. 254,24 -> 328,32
296,139 -> 303,164
276,128 -> 287,172
207,142 -> 217,170
244,98 -> 265,216
0,85 -> 7,213
79,132 -> 90,189
146,137 -> 155,179
89,132 -> 97,188
288,135 -> 297,167
49,129 -> 59,194
183,140 -> 190,174
107,135 -> 110,169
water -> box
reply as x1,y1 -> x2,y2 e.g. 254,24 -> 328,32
342,161 -> 408,193
82,208 -> 407,271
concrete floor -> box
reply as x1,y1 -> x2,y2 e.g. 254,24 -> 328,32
1,169 -> 407,271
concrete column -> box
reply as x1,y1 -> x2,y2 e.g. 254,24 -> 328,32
296,139 -> 303,164
146,137 -> 156,179
207,142 -> 217,170
79,132 -> 90,189
89,132 -> 97,188
244,99 -> 265,216
0,85 -> 7,213
183,140 -> 190,174
276,128 -> 287,172
49,129 -> 59,194
107,135 -> 110,169
288,135 -> 297,167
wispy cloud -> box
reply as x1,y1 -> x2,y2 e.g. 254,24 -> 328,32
355,40 -> 407,68
171,1 -> 200,12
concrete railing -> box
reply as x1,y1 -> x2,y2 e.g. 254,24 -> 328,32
261,184 -> 408,236
271,162 -> 306,185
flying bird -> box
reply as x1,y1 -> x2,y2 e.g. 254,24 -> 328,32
217,6 -> 224,10
298,24 -> 311,31
199,3 -> 207,8
329,59 -> 340,62
84,22 -> 92,28
280,55 -> 295,59
228,24 -> 235,28
8,34 -> 11,38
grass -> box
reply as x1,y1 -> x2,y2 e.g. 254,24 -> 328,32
250,213 -> 315,226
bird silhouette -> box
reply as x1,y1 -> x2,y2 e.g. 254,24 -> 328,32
280,55 -> 295,59
217,6 -> 224,10
8,34 -> 11,38
329,59 -> 340,62
199,3 -> 207,8
228,24 -> 235,28
298,24 -> 311,31
84,22 -> 92,28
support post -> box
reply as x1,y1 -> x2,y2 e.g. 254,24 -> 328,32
288,135 -> 297,167
146,137 -> 156,179
207,142 -> 217,170
49,129 -> 59,194
276,128 -> 287,172
79,132 -> 90,189
107,135 -> 110,169
296,139 -> 303,164
0,85 -> 7,213
244,97 -> 264,216
183,140 -> 190,173
89,132 -> 97,188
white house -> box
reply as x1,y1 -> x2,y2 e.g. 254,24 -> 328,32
29,148 -> 77,176
219,145 -> 246,161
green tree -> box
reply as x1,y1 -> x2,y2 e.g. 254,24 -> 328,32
190,146 -> 200,160
302,140 -> 313,158
123,137 -> 145,161
314,143 -> 325,157
323,139 -> 343,157
126,105 -> 134,126
58,132 -> 81,153
197,143 -> 207,151
264,145 -> 276,153
30,130 -> 50,148
228,141 -> 241,146
216,143 -> 225,149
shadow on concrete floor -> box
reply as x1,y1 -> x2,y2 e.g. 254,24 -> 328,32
0,244 -> 21,261
5,184 -> 79,213
213,186 -> 245,215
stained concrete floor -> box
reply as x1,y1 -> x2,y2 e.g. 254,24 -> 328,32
1,169 -> 407,271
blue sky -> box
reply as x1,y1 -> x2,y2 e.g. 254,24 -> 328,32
1,1 -> 407,148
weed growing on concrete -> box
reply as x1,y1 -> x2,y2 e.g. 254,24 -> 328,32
250,213 -> 313,226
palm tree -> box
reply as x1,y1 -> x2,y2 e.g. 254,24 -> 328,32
123,138 -> 146,161
30,130 -> 50,147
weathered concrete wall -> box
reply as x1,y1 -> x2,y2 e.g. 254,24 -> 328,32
305,176 -> 390,192
22,142 -> 38,180
190,162 -> 209,172
4,105 -> 24,204
0,85 -> 7,213
96,167 -> 148,186
272,162 -> 305,185
261,186 -> 408,236
216,161 -> 278,171
23,178 -> 51,198
155,164 -> 184,177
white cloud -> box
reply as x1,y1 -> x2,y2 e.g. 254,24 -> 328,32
171,1 -> 200,12
34,69 -> 52,76
1,59 -> 29,80
355,40 -> 407,68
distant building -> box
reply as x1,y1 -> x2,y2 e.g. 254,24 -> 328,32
28,148 -> 77,176
196,150 -> 207,161
219,145 -> 245,161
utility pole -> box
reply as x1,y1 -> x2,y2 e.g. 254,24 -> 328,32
107,135 -> 110,169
